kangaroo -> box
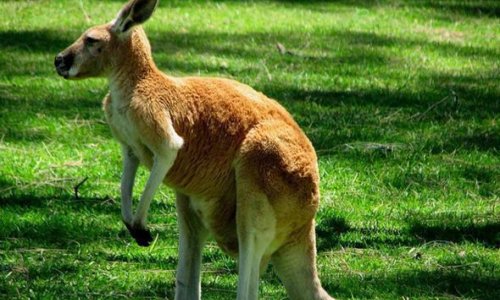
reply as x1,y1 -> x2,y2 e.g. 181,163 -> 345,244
55,0 -> 333,299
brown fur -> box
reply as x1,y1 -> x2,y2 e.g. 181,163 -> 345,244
56,1 -> 332,299
99,29 -> 320,255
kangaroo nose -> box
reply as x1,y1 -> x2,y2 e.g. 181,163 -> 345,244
55,54 -> 64,68
55,52 -> 74,78
55,53 -> 74,68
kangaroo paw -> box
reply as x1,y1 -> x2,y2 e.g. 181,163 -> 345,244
124,222 -> 153,247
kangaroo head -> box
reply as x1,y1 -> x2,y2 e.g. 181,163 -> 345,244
55,0 -> 158,79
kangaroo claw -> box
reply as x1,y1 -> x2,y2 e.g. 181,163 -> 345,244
124,222 -> 153,247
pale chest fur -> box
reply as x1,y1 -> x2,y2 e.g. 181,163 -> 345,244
105,98 -> 133,140
103,93 -> 154,167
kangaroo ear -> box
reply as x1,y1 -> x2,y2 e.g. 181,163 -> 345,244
112,0 -> 159,33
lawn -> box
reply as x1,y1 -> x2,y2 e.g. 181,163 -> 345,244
0,0 -> 499,299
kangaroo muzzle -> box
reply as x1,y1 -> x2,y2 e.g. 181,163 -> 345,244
54,52 -> 74,78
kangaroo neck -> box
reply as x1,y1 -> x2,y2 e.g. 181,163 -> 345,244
108,28 -> 157,102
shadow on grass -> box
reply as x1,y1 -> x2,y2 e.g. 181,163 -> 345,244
0,192 -> 117,212
0,195 -> 119,247
0,30 -> 75,54
1,27 -> 497,103
329,269 -> 500,300
1,27 -> 498,80
111,0 -> 500,20
0,79 -> 105,113
316,220 -> 415,251
409,219 -> 500,248
270,0 -> 500,18
409,0 -> 500,18
414,125 -> 500,155
0,80 -> 112,143
316,210 -> 500,251
148,29 -> 499,70
448,129 -> 500,152
2,26 -> 499,69
0,189 -> 178,252
316,212 -> 351,250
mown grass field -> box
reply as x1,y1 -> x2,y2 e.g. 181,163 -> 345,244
0,0 -> 499,299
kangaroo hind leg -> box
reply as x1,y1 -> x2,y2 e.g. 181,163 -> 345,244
236,175 -> 276,300
271,221 -> 334,300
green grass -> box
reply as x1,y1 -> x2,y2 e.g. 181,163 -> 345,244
1,0 -> 499,299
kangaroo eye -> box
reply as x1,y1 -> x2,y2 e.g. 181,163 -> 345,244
84,36 -> 99,45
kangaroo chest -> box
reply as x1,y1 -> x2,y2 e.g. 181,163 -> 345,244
103,94 -> 154,167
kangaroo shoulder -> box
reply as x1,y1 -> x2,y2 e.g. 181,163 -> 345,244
129,97 -> 184,152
